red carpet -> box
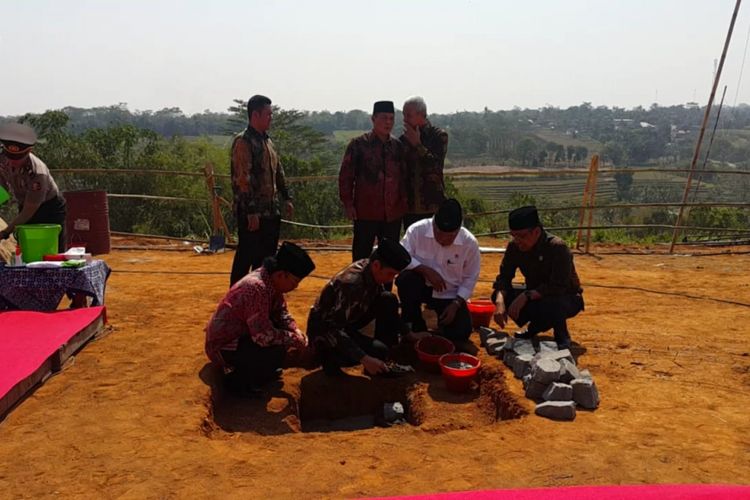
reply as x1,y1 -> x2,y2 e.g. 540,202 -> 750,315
379,484 -> 750,499
0,307 -> 106,418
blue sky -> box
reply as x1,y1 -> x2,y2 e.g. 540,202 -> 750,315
1,0 -> 748,115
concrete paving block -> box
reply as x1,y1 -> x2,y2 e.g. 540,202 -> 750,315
478,326 -> 500,346
503,337 -> 515,351
559,358 -> 582,383
512,353 -> 534,379
489,342 -> 506,357
525,380 -> 548,401
487,331 -> 507,342
485,337 -> 506,356
538,341 -> 558,353
542,382 -> 573,401
572,378 -> 600,409
531,358 -> 561,385
535,401 -> 577,421
530,352 -> 544,370
503,350 -> 517,368
522,373 -> 532,390
539,348 -> 575,365
512,339 -> 536,357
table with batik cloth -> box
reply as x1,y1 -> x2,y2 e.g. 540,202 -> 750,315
0,260 -> 111,311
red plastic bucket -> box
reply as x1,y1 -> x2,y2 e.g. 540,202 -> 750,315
439,353 -> 481,392
467,299 -> 495,328
415,336 -> 455,373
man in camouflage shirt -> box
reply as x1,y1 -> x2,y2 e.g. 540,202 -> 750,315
400,96 -> 449,230
339,100 -> 407,262
307,239 -> 412,377
229,95 -> 294,286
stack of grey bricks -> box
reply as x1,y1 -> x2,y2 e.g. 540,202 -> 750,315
479,327 -> 599,421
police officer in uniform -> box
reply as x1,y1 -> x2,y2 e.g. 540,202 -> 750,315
0,123 -> 67,250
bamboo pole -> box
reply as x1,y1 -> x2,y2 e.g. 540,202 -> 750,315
575,155 -> 597,249
670,0 -> 742,253
691,85 -> 728,202
584,155 -> 600,254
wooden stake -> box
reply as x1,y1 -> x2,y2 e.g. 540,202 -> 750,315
576,155 -> 598,249
584,155 -> 600,254
203,163 -> 233,242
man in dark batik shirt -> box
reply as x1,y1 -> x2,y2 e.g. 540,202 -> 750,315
400,96 -> 449,231
307,239 -> 412,377
338,100 -> 408,261
491,206 -> 584,349
229,94 -> 294,286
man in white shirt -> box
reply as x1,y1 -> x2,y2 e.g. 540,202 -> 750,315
396,198 -> 481,343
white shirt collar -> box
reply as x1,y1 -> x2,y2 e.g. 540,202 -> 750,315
426,220 -> 467,246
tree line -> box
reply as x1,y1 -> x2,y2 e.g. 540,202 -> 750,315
1,101 -> 747,243
6,101 -> 750,168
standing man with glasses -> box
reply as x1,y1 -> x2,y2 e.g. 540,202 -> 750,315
491,206 -> 584,349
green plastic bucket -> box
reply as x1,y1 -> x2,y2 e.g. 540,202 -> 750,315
0,185 -> 9,206
16,224 -> 61,263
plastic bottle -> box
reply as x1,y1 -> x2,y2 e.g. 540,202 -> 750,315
14,245 -> 22,266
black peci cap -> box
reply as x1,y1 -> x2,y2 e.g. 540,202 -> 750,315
374,238 -> 411,271
276,241 -> 315,278
435,198 -> 463,232
373,101 -> 395,114
508,205 -> 541,230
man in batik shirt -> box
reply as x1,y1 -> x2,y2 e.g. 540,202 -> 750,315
399,96 -> 449,230
338,100 -> 407,261
206,242 -> 315,396
229,94 -> 294,286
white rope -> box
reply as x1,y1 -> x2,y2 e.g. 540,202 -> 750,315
281,219 -> 353,229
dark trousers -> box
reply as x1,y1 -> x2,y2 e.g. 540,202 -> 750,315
503,289 -> 584,347
395,269 -> 472,342
352,219 -> 402,261
314,292 -> 401,371
24,195 -> 67,251
403,213 -> 432,232
230,215 -> 281,286
220,334 -> 286,390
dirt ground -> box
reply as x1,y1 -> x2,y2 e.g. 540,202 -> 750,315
1,239 -> 750,498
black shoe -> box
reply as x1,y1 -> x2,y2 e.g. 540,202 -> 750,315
322,364 -> 346,377
224,380 -> 264,399
514,330 -> 533,340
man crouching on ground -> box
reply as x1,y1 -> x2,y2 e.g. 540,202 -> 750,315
307,239 -> 412,377
491,206 -> 584,349
397,198 -> 481,347
205,241 -> 315,396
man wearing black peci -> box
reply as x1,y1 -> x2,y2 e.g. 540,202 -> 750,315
491,206 -> 584,349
